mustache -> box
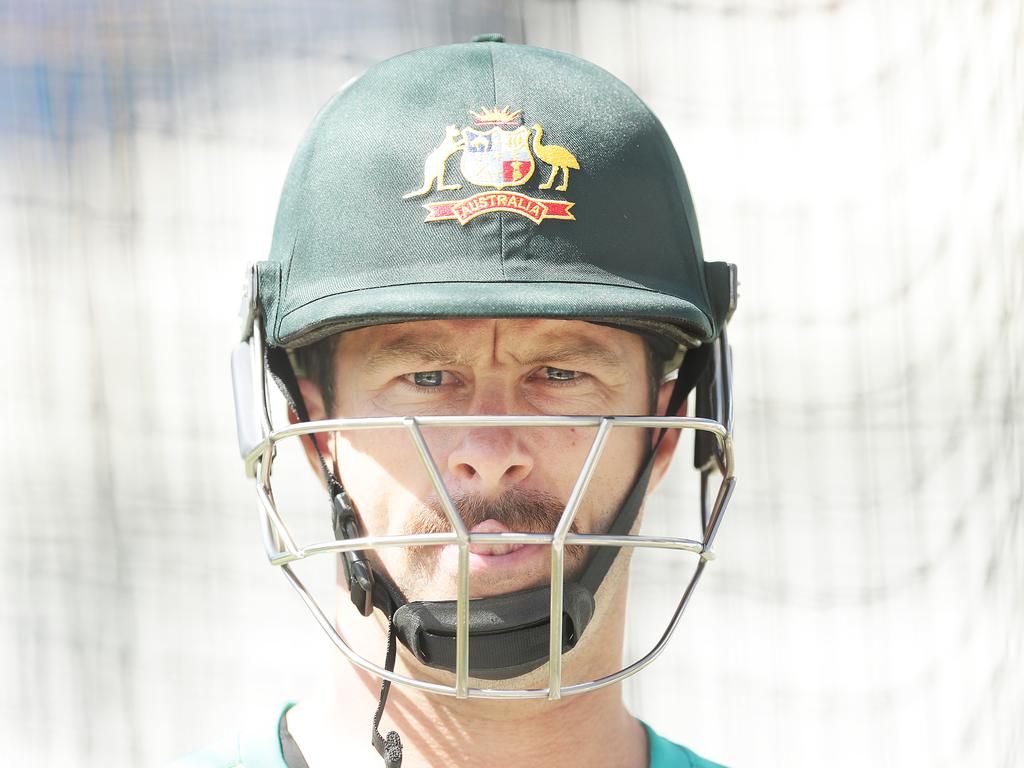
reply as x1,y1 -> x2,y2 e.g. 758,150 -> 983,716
404,489 -> 587,560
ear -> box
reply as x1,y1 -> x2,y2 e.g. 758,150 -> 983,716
648,378 -> 688,492
293,378 -> 335,481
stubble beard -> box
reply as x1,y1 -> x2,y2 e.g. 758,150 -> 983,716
384,488 -> 592,601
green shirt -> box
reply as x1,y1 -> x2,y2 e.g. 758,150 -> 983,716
172,704 -> 725,768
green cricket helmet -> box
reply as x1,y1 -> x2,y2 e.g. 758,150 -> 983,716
256,38 -> 733,351
232,36 -> 736,767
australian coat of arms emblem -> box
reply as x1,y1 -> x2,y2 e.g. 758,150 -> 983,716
403,107 -> 579,225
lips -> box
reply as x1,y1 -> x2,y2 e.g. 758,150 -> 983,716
467,519 -> 526,556
434,519 -> 564,597
438,518 -> 545,574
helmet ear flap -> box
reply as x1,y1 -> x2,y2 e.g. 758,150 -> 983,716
693,343 -> 722,472
692,261 -> 737,472
704,261 -> 739,333
233,263 -> 266,469
231,339 -> 262,461
692,327 -> 734,536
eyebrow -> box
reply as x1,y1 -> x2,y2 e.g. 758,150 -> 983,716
516,340 -> 625,370
363,333 -> 627,372
363,337 -> 472,373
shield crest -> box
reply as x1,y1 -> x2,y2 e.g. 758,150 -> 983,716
459,126 -> 535,188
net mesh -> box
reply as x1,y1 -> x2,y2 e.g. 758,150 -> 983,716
1,1 -> 1020,765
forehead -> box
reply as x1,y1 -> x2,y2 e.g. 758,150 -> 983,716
336,318 -> 647,367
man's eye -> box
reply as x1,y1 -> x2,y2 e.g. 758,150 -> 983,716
410,371 -> 445,387
544,367 -> 579,382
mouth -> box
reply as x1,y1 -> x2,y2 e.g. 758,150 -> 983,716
440,519 -> 548,573
467,518 -> 526,556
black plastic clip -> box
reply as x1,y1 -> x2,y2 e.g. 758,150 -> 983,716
332,488 -> 376,617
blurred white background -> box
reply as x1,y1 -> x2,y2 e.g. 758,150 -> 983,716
1,1 -> 1021,766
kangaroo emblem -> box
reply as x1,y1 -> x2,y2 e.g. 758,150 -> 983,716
403,126 -> 466,199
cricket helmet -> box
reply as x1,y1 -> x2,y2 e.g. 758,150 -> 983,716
232,35 -> 736,765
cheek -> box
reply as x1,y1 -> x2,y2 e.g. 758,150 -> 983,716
332,431 -> 434,535
567,424 -> 647,469
582,428 -> 649,520
535,426 -> 646,507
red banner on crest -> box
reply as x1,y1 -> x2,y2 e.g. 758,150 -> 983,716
423,192 -> 575,225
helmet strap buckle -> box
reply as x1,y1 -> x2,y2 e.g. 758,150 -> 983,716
332,488 -> 376,617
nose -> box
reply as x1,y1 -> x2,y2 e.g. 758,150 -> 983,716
442,366 -> 540,491
446,427 -> 534,496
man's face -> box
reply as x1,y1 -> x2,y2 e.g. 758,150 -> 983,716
303,318 -> 665,602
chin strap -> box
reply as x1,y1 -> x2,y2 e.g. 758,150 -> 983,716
371,613 -> 404,768
266,347 -> 405,765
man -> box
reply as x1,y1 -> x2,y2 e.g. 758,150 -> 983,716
189,35 -> 737,767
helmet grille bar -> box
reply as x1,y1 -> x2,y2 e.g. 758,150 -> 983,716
548,417 -> 614,699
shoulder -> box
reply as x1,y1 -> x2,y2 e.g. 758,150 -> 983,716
643,721 -> 728,768
170,704 -> 293,768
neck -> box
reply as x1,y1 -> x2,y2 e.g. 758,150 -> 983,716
384,675 -> 645,768
291,658 -> 647,768
288,572 -> 647,767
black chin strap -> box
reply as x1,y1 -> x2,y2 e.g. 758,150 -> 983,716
266,347 -> 389,618
371,613 -> 403,767
267,347 -> 405,765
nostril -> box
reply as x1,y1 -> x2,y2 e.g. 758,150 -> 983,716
451,461 -> 477,479
504,464 -> 531,482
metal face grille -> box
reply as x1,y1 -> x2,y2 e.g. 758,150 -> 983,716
238,317 -> 736,700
